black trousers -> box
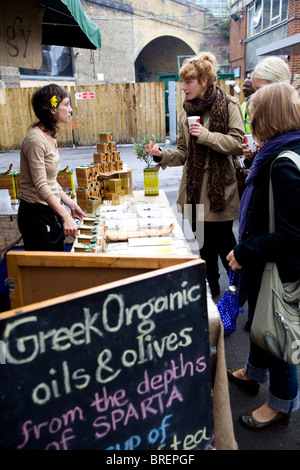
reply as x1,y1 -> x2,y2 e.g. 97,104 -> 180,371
199,220 -> 237,288
18,199 -> 65,251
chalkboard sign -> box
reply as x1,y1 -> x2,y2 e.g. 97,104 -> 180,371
0,259 -> 214,450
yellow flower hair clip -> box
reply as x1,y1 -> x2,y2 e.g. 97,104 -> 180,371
50,95 -> 58,108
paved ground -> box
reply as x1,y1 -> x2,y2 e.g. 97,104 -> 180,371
1,143 -> 300,451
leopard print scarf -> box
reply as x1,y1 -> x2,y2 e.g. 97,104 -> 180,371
184,84 -> 229,212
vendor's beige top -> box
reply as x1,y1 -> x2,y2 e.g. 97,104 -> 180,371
158,95 -> 244,222
20,127 -> 62,204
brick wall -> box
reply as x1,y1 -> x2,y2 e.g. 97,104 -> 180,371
229,11 -> 247,78
288,0 -> 300,82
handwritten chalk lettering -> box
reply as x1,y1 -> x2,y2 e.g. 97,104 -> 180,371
3,310 -> 103,365
106,435 -> 141,450
24,334 -> 204,408
182,427 -> 211,450
95,348 -> 122,384
94,327 -> 195,385
93,404 -> 139,438
138,325 -> 193,360
3,281 -> 201,365
124,281 -> 201,327
147,414 -> 172,445
17,406 -> 85,449
91,353 -> 207,441
137,353 -> 207,396
31,361 -> 91,405
91,392 -> 179,443
0,262 -> 212,450
121,326 -> 193,367
92,353 -> 206,416
92,391 -> 180,439
44,429 -> 76,450
91,387 -> 128,412
6,16 -> 32,58
158,426 -> 211,450
106,415 -> 172,450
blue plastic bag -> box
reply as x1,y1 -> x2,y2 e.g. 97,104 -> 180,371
217,269 -> 244,335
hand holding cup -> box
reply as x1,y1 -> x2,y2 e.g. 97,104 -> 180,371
243,134 -> 257,153
187,116 -> 202,137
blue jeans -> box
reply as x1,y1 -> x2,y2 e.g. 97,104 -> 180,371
243,267 -> 299,414
245,340 -> 299,413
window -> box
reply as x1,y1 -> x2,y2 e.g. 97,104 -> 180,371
247,0 -> 289,38
20,45 -> 74,78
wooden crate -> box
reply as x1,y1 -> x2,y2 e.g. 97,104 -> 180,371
86,197 -> 102,214
97,142 -> 109,153
75,165 -> 93,188
57,169 -> 75,198
98,169 -> 133,195
5,251 -> 199,309
115,161 -> 123,171
99,132 -> 113,142
93,153 -> 106,164
0,215 -> 23,259
107,178 -> 122,193
103,192 -> 120,205
112,151 -> 121,161
108,142 -> 117,152
0,174 -> 17,199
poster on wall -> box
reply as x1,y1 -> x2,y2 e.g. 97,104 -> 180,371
0,0 -> 44,68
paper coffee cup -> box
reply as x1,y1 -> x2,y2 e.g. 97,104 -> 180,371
188,116 -> 200,127
243,134 -> 256,153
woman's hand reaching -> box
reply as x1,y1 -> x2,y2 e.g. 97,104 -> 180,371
144,141 -> 162,158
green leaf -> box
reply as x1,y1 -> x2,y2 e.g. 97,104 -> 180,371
131,134 -> 159,167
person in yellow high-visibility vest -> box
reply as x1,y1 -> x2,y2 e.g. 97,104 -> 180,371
235,78 -> 255,199
241,78 -> 254,134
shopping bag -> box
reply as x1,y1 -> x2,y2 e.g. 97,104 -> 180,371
217,269 -> 244,335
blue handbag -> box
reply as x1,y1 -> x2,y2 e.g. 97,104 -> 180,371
217,269 -> 244,335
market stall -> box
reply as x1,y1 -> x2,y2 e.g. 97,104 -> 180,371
1,187 -> 237,451
0,128 -> 237,449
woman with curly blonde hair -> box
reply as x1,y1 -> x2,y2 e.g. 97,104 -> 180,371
145,52 -> 244,296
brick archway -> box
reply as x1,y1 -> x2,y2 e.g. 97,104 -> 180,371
135,35 -> 196,82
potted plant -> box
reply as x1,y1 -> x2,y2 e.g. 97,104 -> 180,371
131,134 -> 160,196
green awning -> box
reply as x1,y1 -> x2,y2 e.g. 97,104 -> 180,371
40,0 -> 101,50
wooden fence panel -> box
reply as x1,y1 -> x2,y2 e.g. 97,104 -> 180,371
0,91 -> 13,150
0,79 -> 247,150
0,83 -> 166,150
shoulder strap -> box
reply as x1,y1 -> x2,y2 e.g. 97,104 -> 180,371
269,151 -> 300,232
